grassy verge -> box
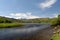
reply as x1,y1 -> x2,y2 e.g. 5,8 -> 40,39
50,33 -> 60,40
0,23 -> 24,28
50,26 -> 60,40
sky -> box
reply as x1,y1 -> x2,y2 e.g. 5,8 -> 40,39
0,0 -> 60,19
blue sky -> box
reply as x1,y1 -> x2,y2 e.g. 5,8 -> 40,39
0,0 -> 60,19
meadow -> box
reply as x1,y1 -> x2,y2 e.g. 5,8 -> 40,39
0,23 -> 24,28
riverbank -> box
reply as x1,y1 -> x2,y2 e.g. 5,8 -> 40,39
50,26 -> 60,40
0,23 -> 24,28
22,27 -> 54,40
31,26 -> 60,40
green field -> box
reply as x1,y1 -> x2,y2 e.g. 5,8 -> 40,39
0,23 -> 24,28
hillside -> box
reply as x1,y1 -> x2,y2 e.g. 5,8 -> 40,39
0,16 -> 58,24
0,16 -> 21,23
0,15 -> 59,28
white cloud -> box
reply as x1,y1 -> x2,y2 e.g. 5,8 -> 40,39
53,14 -> 58,18
48,13 -> 58,18
39,0 -> 57,9
10,12 -> 40,19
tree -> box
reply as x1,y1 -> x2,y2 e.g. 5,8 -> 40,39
57,14 -> 60,25
50,18 -> 58,26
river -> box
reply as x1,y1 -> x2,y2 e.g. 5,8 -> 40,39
0,23 -> 51,40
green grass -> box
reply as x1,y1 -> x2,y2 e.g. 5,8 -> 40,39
50,33 -> 60,40
0,23 -> 24,28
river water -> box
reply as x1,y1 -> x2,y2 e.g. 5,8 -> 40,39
0,23 -> 51,40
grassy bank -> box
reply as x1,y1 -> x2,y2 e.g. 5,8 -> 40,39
50,26 -> 60,40
50,33 -> 60,40
0,23 -> 24,28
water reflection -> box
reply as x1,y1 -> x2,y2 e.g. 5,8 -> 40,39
0,24 -> 51,40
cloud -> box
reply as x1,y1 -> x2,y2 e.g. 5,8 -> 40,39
10,12 -> 40,19
39,0 -> 57,9
48,13 -> 58,18
53,14 -> 58,18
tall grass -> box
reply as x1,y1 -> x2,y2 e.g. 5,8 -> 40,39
0,23 -> 24,28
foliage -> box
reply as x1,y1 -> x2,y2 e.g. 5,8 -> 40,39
50,33 -> 60,40
50,18 -> 58,26
0,14 -> 60,26
57,15 -> 60,25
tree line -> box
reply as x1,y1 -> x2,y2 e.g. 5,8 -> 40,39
0,15 -> 60,26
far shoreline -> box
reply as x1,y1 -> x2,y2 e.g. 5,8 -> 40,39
0,23 -> 24,28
